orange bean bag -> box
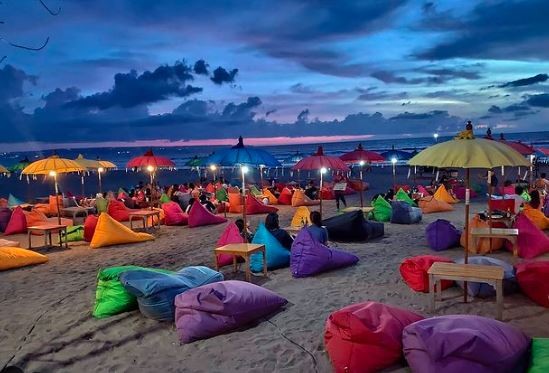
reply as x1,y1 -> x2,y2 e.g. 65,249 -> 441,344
418,196 -> 454,214
291,189 -> 320,207
228,192 -> 243,213
278,188 -> 293,205
246,194 -> 278,215
262,188 -> 278,205
433,185 -> 458,204
291,206 -> 311,228
23,209 -> 49,227
33,203 -> 51,216
49,195 -> 63,216
460,214 -> 506,254
205,183 -> 216,194
523,204 -> 549,230
90,213 -> 154,249
0,247 -> 48,271
4,207 -> 27,235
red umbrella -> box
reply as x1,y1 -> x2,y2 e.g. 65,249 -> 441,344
340,143 -> 384,163
127,149 -> 176,169
497,140 -> 534,156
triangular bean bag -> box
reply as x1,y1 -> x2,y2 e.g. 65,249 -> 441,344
227,192 -> 243,213
0,247 -> 48,271
523,205 -> 549,231
188,200 -> 227,228
516,261 -> 549,308
325,210 -> 370,242
416,185 -> 429,196
364,220 -> 384,240
391,201 -> 422,224
395,188 -> 416,206
0,207 -> 12,232
460,214 -> 506,254
48,195 -> 63,215
403,315 -> 531,373
174,280 -> 287,343
529,338 -> 549,373
107,200 -> 137,222
455,256 -> 518,298
246,194 -> 278,215
291,189 -> 320,207
418,196 -> 454,214
215,188 -> 228,202
61,225 -> 85,242
120,266 -> 223,321
159,193 -> 170,204
84,215 -> 98,242
489,198 -> 516,214
321,187 -> 335,200
433,184 -> 458,204
4,206 -> 27,235
277,187 -> 293,205
250,223 -> 290,272
325,301 -> 424,373
291,228 -> 358,277
249,185 -> 262,197
399,255 -> 454,293
509,214 -> 549,258
23,209 -> 48,227
453,186 -> 477,200
369,196 -> 392,222
90,213 -> 154,248
205,183 -> 216,194
291,206 -> 311,228
162,201 -> 189,226
425,219 -> 460,251
8,194 -> 24,207
216,222 -> 246,267
262,188 -> 278,205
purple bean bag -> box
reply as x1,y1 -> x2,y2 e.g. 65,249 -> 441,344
174,280 -> 287,343
456,256 -> 518,298
425,219 -> 461,251
403,315 -> 531,373
291,228 -> 359,278
0,208 -> 12,233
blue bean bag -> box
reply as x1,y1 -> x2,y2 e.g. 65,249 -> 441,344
250,223 -> 290,272
291,228 -> 359,277
455,256 -> 518,298
0,208 -> 12,233
426,219 -> 461,251
391,201 -> 422,224
8,194 -> 24,207
120,266 -> 223,321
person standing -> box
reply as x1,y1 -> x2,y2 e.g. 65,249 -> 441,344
333,173 -> 347,210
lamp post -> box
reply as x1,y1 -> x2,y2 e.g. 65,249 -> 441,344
434,133 -> 439,143
98,167 -> 104,194
49,170 -> 61,225
210,164 -> 217,181
391,157 -> 397,192
241,165 -> 249,238
529,154 -> 535,185
358,160 -> 365,208
146,165 -> 155,210
259,164 -> 265,187
320,167 -> 327,218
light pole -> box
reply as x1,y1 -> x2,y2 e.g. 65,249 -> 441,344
391,157 -> 397,192
319,167 -> 327,218
241,165 -> 249,235
49,170 -> 61,225
147,165 -> 155,210
529,154 -> 535,185
97,167 -> 104,194
434,133 -> 439,143
358,160 -> 365,208
210,164 -> 217,181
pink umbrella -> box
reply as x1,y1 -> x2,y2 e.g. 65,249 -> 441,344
127,149 -> 176,169
340,144 -> 383,208
498,140 -> 534,156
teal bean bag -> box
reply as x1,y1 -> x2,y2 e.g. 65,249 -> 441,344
250,224 -> 290,272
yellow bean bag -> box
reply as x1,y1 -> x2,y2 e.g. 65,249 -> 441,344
418,196 -> 454,214
0,247 -> 48,271
90,213 -> 154,249
262,188 -> 278,205
291,206 -> 311,228
433,185 -> 458,204
291,189 -> 320,207
523,204 -> 549,231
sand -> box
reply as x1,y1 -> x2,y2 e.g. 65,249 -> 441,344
1,168 -> 549,372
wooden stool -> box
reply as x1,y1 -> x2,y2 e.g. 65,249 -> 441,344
27,224 -> 68,250
214,243 -> 267,282
470,227 -> 519,256
428,262 -> 504,320
129,210 -> 161,231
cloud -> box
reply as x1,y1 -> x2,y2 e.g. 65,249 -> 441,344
265,109 -> 277,117
525,93 -> 549,107
371,71 -> 424,85
221,96 -> 261,120
0,64 -> 37,101
193,60 -> 209,75
210,67 -> 238,85
499,73 -> 548,88
297,108 -> 310,122
356,87 -> 408,101
371,66 -> 481,85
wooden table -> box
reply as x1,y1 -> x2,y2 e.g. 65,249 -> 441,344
27,224 -> 68,250
428,262 -> 504,320
340,206 -> 374,214
60,206 -> 94,221
471,227 -> 519,256
129,210 -> 161,231
214,243 -> 267,282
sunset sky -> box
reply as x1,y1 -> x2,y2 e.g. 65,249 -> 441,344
1,0 -> 548,149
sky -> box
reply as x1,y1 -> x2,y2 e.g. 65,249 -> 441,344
1,0 -> 548,151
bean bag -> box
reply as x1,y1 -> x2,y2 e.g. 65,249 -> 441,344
489,198 -> 516,214
205,183 -> 215,194
246,194 -> 278,215
460,214 -> 506,254
325,301 -> 424,373
0,247 -> 48,271
418,196 -> 454,213
348,179 -> 368,192
433,184 -> 458,204
216,222 -> 245,267
8,194 -> 24,207
399,255 -> 454,293
453,186 -> 477,200
250,223 -> 290,272
395,188 -> 416,206
402,315 -> 531,373
95,197 -> 108,213
523,204 -> 549,231
321,187 -> 335,200
509,214 -> 549,258
188,200 -> 227,228
215,187 -> 228,202
107,200 -> 137,222
455,256 -> 518,298
277,187 -> 293,205
516,261 -> 549,307
324,210 -> 383,242
23,209 -> 48,227
174,280 -> 287,343
0,239 -> 19,247
83,215 -> 98,242
90,213 -> 154,249
48,195 -> 63,215
0,198 -> 7,208
426,219 -> 460,251
33,203 -> 51,216
0,207 -> 12,232
92,266 -> 172,318
162,201 -> 189,226
60,225 -> 84,242
261,188 -> 278,205
249,185 -> 262,197
120,266 -> 223,321
291,206 -> 311,228
417,185 -> 430,196
291,228 -> 358,277
369,196 -> 392,222
391,201 -> 422,224
364,219 -> 385,240
529,338 -> 549,373
3,207 -> 27,235
227,192 -> 243,213
291,189 -> 320,207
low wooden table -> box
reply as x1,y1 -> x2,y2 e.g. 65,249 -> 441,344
214,243 -> 267,282
60,206 -> 93,221
27,224 -> 68,250
340,206 -> 374,214
428,262 -> 504,320
129,210 -> 161,231
471,227 -> 519,256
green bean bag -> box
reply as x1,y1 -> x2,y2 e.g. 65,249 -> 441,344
369,196 -> 392,222
250,185 -> 262,197
216,188 -> 228,202
530,338 -> 549,373
61,225 -> 84,243
160,193 -> 170,204
395,188 -> 416,206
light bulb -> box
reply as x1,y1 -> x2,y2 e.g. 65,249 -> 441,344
49,170 -> 57,177
241,166 -> 249,174
146,165 -> 154,172
209,164 -> 217,171
320,167 -> 327,174
391,158 -> 397,165
359,160 -> 365,166
98,167 -> 104,173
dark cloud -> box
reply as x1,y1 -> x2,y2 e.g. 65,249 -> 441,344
371,67 -> 481,86
499,73 -> 548,88
356,87 -> 408,101
0,64 -> 37,101
172,99 -> 213,117
265,109 -> 277,117
297,109 -> 310,122
290,83 -> 316,94
419,67 -> 482,80
210,67 -> 238,85
389,110 -> 448,121
488,105 -> 502,114
221,96 -> 261,120
193,60 -> 209,75
525,93 -> 549,107
371,71 -> 424,85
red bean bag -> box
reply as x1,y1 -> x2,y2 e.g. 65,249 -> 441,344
516,261 -> 549,307
216,222 -> 245,267
277,188 -> 293,205
84,215 -> 99,242
4,207 -> 27,235
325,301 -> 424,373
321,187 -> 335,200
489,198 -> 516,214
107,200 -> 136,222
505,214 -> 549,259
188,200 -> 227,228
399,255 -> 454,293
246,194 -> 278,215
162,202 -> 189,226
48,195 -> 63,216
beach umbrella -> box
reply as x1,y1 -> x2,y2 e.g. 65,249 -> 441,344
380,145 -> 412,161
408,123 -> 529,301
74,154 -> 101,196
127,149 -> 175,184
22,155 -> 85,224
185,155 -> 203,178
9,157 -> 31,173
497,134 -> 535,156
293,146 -> 350,217
0,165 -> 9,175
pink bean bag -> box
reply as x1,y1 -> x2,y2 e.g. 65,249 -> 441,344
216,222 -> 245,267
246,194 -> 278,215
506,214 -> 549,258
162,201 -> 189,226
453,186 -> 477,200
84,215 -> 98,242
516,261 -> 549,307
188,200 -> 227,228
400,255 -> 454,293
174,280 -> 287,343
3,207 -> 27,235
325,301 -> 424,373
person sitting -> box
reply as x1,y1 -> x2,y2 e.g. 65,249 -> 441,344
264,212 -> 293,250
455,120 -> 474,139
199,194 -> 216,213
534,172 -> 549,195
306,211 -> 328,245
523,190 -> 549,230
235,218 -> 253,242
304,180 -> 318,200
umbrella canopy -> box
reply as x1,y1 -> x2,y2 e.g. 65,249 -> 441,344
340,143 -> 384,163
98,159 -> 117,169
74,154 -> 102,170
205,137 -> 280,167
0,165 -> 9,174
22,155 -> 85,175
293,146 -> 349,171
497,140 -> 535,156
126,149 -> 175,169
380,145 -> 412,161
185,155 -> 203,168
9,157 -> 31,173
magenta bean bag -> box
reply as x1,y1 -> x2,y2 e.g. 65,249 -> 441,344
324,301 -> 424,373
506,214 -> 549,259
216,222 -> 245,267
4,206 -> 27,235
516,261 -> 549,308
291,228 -> 358,277
399,255 -> 454,293
453,186 -> 477,200
174,280 -> 287,343
162,201 -> 188,226
188,200 -> 227,228
245,194 -> 278,215
403,315 -> 531,373
425,219 -> 461,251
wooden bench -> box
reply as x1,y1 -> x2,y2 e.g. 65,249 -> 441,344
470,227 -> 519,256
428,262 -> 504,320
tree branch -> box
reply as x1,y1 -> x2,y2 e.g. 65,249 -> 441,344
38,0 -> 61,16
1,36 -> 50,51
0,56 -> 6,64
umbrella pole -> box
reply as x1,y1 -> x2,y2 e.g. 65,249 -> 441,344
260,166 -> 263,187
98,172 -> 102,194
241,169 -> 247,242
150,171 -> 154,211
319,170 -> 324,218
54,174 -> 61,225
359,168 -> 364,208
464,169 -> 470,303
488,170 -> 493,252
81,175 -> 85,198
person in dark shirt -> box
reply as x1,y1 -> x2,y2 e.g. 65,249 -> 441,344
264,212 -> 293,250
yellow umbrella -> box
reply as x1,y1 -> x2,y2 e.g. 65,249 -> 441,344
0,165 -> 9,174
22,155 -> 85,224
97,159 -> 117,193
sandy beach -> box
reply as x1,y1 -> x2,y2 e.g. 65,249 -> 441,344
1,167 -> 549,373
